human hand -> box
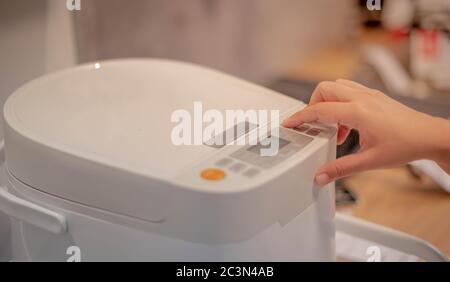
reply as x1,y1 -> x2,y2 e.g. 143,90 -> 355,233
282,79 -> 450,186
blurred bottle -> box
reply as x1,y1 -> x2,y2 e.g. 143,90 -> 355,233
382,0 -> 450,92
410,0 -> 450,91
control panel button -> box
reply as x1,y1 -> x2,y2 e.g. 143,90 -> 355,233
294,125 -> 310,132
201,168 -> 226,181
306,128 -> 321,136
243,168 -> 260,177
215,158 -> 233,167
229,162 -> 246,172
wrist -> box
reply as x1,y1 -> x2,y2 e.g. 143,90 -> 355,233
423,116 -> 450,172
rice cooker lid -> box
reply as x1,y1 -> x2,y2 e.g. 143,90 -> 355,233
3,59 -> 301,222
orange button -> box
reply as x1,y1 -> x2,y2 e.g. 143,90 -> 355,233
201,168 -> 226,181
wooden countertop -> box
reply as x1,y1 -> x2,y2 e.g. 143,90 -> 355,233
340,168 -> 450,255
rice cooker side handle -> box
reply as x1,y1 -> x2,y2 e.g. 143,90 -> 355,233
0,186 -> 67,234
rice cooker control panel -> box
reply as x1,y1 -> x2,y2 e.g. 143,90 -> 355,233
198,124 -> 332,182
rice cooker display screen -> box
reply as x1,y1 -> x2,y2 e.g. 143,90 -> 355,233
230,127 -> 313,169
247,137 -> 290,155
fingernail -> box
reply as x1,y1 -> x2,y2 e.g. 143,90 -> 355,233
315,173 -> 331,186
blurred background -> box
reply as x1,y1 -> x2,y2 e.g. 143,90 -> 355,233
0,0 -> 449,260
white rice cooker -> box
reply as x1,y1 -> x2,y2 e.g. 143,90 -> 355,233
0,59 -> 337,261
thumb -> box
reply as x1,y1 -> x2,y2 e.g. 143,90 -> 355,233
315,150 -> 376,186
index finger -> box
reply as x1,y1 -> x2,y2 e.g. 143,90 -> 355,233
282,102 -> 358,129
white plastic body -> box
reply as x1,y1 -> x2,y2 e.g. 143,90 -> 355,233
3,59 -> 337,261
7,168 -> 336,261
